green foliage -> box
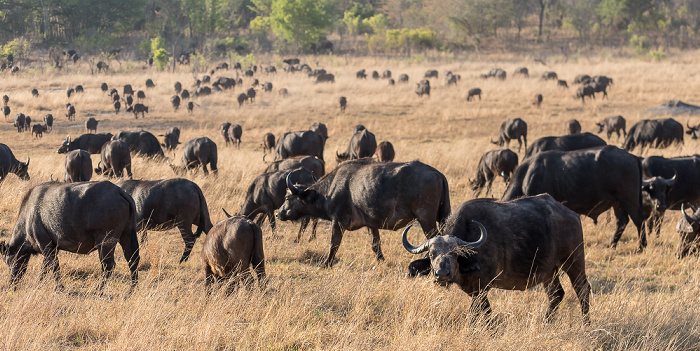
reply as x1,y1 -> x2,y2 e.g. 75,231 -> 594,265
74,32 -> 117,54
650,48 -> 667,61
630,34 -> 651,54
255,0 -> 336,49
153,48 -> 170,70
150,37 -> 167,56
0,37 -> 31,60
385,27 -> 436,50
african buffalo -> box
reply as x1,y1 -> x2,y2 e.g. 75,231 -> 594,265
425,70 -> 438,78
161,127 -> 181,151
146,79 -> 156,88
264,156 -> 325,177
403,194 -> 590,323
356,69 -> 367,79
43,114 -> 53,131
170,95 -> 181,111
0,144 -> 29,181
170,137 -> 218,175
503,146 -> 647,251
228,124 -> 242,149
513,67 -> 529,77
262,132 -> 275,155
237,93 -> 248,107
247,88 -> 256,102
64,149 -> 92,182
523,132 -> 607,159
2,106 -> 9,120
339,96 -> 347,113
0,181 -> 139,287
399,74 -> 409,83
315,73 -> 335,83
542,71 -> 558,80
309,122 -> 328,145
95,140 -> 132,178
416,80 -> 430,97
273,130 -> 324,161
576,85 -> 596,103
567,119 -> 581,134
677,205 -> 700,258
117,178 -> 213,263
277,159 -> 450,266
490,118 -> 528,152
467,88 -> 481,101
57,133 -> 113,154
14,113 -> 25,133
596,116 -> 627,140
123,84 -> 134,96
622,118 -> 684,152
201,215 -> 265,292
174,82 -> 182,94
337,128 -> 377,162
219,122 -> 232,145
558,80 -> 569,88
85,117 -> 98,133
240,169 -> 319,242
126,103 -> 148,118
112,131 -> 165,158
574,75 -> 591,84
32,124 -> 47,139
376,141 -> 395,162
469,149 -> 518,197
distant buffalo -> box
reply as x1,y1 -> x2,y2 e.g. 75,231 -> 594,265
161,127 -> 181,151
262,132 -> 275,156
85,117 -> 98,133
228,124 -> 242,149
337,128 -> 377,162
513,67 -> 529,77
416,80 -> 430,97
274,130 -> 324,161
533,94 -> 543,107
95,140 -> 132,178
339,96 -> 347,113
542,71 -> 558,80
576,85 -> 595,103
64,149 -> 92,182
112,131 -> 165,158
467,88 -> 481,101
596,115 -> 627,140
567,119 -> 581,134
490,118 -> 528,152
469,149 -> 518,196
170,137 -> 218,175
622,118 -> 684,152
376,141 -> 395,162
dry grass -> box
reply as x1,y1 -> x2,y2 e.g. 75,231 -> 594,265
1,53 -> 700,350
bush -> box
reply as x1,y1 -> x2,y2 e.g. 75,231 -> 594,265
629,34 -> 650,55
650,49 -> 667,61
153,48 -> 169,70
0,37 -> 31,60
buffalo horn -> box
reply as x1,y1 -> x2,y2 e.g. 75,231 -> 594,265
682,203 -> 698,224
222,208 -> 232,218
49,174 -> 54,181
286,171 -> 301,195
25,157 -> 29,166
489,137 -> 497,145
687,120 -> 695,130
668,171 -> 677,185
262,154 -> 267,163
311,171 -> 318,182
402,223 -> 428,254
454,220 -> 488,249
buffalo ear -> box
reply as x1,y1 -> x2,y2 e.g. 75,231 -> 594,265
0,241 -> 7,256
641,182 -> 650,191
299,188 -> 316,202
457,254 -> 480,274
407,258 -> 431,278
686,130 -> 694,135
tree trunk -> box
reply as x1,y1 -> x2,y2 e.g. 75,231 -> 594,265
538,0 -> 546,38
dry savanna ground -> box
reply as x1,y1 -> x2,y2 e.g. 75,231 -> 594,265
1,52 -> 700,350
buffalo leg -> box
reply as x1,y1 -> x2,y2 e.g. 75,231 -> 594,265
201,163 -> 209,175
204,265 -> 216,295
651,211 -> 665,237
468,291 -> 492,320
126,164 -> 133,178
309,218 -> 318,241
369,228 -> 385,262
608,205 -> 629,248
296,217 -> 310,243
543,273 -> 565,321
119,231 -> 140,287
622,200 -> 647,251
562,259 -> 591,325
41,244 -> 61,286
178,225 -> 197,263
267,211 -> 276,233
324,220 -> 345,267
97,245 -> 117,289
9,254 -> 30,287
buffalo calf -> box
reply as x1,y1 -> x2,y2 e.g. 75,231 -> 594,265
64,149 -> 92,182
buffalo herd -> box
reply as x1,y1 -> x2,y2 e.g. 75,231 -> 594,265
1,62 -> 699,326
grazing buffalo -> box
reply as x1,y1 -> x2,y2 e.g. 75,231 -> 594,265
219,122 -> 232,146
95,140 -> 132,178
398,74 -> 409,83
262,133 -> 275,156
112,131 -> 165,158
66,88 -> 75,98
0,181 -> 140,287
593,75 -> 613,86
503,146 -> 647,251
588,82 -> 608,99
146,79 -> 156,88
382,70 -> 392,79
123,84 -> 134,96
339,96 -> 347,113
371,70 -> 379,79
265,156 -> 325,177
278,159 -> 450,266
2,106 -> 10,120
85,117 -> 98,133
262,82 -> 273,92
376,141 -> 395,162
228,124 -> 242,149
180,89 -> 190,100
490,118 -> 528,152
170,95 -> 181,111
240,169 -> 319,241
336,128 -> 377,162
524,132 -> 607,159
533,93 -> 543,107
677,205 -> 700,258
356,69 -> 367,79
32,124 -> 47,139
309,122 -> 328,145
43,114 -> 53,131
113,101 -> 121,114
403,194 -> 590,323
117,178 -> 213,263
201,215 -> 265,292
96,61 -> 109,72
170,137 -> 218,175
187,101 -> 195,113
274,130 -> 324,161
513,67 -> 529,77
467,88 -> 481,101
469,149 -> 518,196
64,149 -> 92,182
101,83 -> 109,93
641,155 -> 700,236
0,144 -> 29,181
567,119 -> 581,134
446,74 -> 458,86
14,113 -> 25,133
596,115 -> 627,140
31,89 -> 39,97
57,133 -> 113,154
315,73 -> 335,83
574,75 -> 592,84
237,93 -> 248,107
65,104 -> 76,121
622,118 -> 684,152
557,80 -> 569,88
416,80 -> 430,97
126,103 -> 149,118
576,85 -> 596,103
425,70 -> 438,78
542,71 -> 558,80
247,88 -> 256,102
75,85 -> 83,94
174,82 -> 182,94
3,94 -> 9,105
161,127 -> 181,151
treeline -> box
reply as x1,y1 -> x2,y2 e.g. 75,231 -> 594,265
1,0 -> 699,60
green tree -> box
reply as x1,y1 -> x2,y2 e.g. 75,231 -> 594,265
256,0 -> 336,49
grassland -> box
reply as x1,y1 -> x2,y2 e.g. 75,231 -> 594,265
0,52 -> 699,350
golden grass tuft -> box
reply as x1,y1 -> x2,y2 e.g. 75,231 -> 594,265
0,54 -> 700,349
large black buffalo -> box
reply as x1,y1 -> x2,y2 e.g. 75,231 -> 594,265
490,118 -> 527,152
469,149 -> 518,197
113,131 -> 165,158
273,130 -> 324,161
264,155 -> 325,177
95,140 -> 132,178
622,118 -> 684,152
117,178 -> 213,263
0,181 -> 140,287
57,133 -> 113,154
404,195 -> 590,323
64,149 -> 92,182
170,136 -> 218,175
239,169 -> 319,242
0,143 -> 29,181
336,128 -> 377,162
503,146 -> 647,251
640,155 -> 700,236
523,132 -> 607,159
277,159 -> 450,267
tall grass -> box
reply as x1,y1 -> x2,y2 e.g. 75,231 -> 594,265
0,54 -> 699,350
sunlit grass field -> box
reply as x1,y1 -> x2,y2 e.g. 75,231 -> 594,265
1,52 -> 699,350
